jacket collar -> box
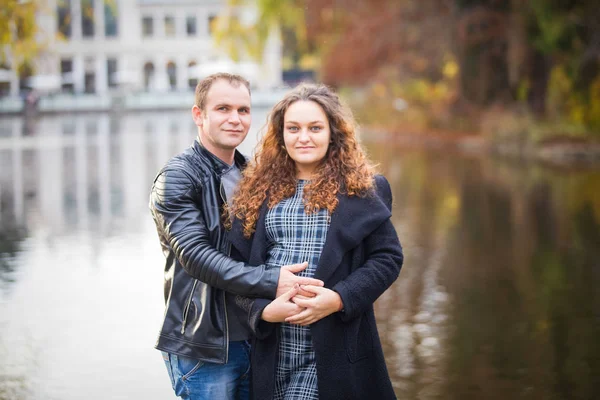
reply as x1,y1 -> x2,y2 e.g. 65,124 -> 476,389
230,190 -> 391,284
192,138 -> 247,174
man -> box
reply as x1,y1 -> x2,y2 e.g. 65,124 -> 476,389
149,73 -> 322,400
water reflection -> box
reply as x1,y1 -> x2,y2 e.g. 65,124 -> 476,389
0,114 -> 598,399
368,146 -> 600,399
0,111 -> 266,400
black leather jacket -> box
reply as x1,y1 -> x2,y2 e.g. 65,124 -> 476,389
149,140 -> 279,364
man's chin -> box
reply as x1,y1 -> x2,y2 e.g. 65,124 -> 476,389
224,138 -> 247,148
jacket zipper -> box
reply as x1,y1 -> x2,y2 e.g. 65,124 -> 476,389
223,289 -> 230,364
220,180 -> 230,363
181,280 -> 198,334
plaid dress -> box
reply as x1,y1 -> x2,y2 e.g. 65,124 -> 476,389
265,180 -> 330,400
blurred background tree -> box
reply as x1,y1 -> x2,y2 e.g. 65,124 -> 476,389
0,0 -> 45,80
219,0 -> 600,138
1,0 -> 117,79
213,0 -> 313,68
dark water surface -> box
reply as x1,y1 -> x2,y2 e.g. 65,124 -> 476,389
0,113 -> 599,399
368,144 -> 600,400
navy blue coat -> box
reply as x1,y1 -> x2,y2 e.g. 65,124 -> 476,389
230,175 -> 403,400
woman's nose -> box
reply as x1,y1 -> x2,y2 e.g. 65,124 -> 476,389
298,128 -> 310,141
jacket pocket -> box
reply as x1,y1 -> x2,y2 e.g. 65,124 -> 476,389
180,280 -> 198,334
344,314 -> 374,363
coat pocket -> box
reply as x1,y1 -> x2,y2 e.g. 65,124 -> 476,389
344,314 -> 374,363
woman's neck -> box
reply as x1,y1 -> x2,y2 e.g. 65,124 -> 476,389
295,166 -> 315,180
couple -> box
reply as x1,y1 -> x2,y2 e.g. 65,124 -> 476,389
149,73 -> 404,400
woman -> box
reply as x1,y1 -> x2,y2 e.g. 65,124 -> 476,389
228,83 -> 403,400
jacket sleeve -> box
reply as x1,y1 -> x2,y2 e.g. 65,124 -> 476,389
235,295 -> 278,339
332,176 -> 403,321
150,167 -> 279,298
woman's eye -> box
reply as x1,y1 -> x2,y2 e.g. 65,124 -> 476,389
287,126 -> 298,132
311,126 -> 322,131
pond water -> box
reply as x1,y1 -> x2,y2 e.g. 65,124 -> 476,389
0,112 -> 598,399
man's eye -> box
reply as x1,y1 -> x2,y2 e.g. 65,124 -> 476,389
239,108 -> 250,114
218,106 -> 227,111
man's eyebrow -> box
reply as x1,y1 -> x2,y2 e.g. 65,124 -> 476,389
214,103 -> 250,109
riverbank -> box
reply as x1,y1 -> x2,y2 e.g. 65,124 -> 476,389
345,80 -> 600,168
363,127 -> 600,169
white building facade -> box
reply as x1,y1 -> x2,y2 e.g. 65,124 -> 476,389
2,0 -> 281,98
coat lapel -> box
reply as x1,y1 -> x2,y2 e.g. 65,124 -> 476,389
230,189 -> 392,283
230,202 -> 269,265
314,192 -> 391,283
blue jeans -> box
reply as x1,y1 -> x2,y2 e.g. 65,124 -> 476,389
162,341 -> 251,400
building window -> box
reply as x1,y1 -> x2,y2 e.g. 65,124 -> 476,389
85,119 -> 98,135
0,64 -> 10,97
186,16 -> 197,36
84,57 -> 96,93
62,120 -> 76,135
107,58 -> 118,88
81,0 -> 95,38
57,0 -> 71,38
208,15 -> 217,35
105,1 -> 118,37
167,62 -> 177,90
165,15 -> 175,37
18,63 -> 33,92
143,62 -> 155,90
60,59 -> 74,93
142,16 -> 153,37
0,82 -> 9,97
188,61 -> 198,89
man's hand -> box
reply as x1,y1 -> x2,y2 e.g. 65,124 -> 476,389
275,262 -> 324,298
262,285 -> 304,323
285,285 -> 343,326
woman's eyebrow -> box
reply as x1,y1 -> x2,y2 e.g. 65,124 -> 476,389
285,120 -> 325,125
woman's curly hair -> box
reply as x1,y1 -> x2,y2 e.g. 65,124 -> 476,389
230,83 -> 376,238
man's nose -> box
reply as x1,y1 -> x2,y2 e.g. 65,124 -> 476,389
228,111 -> 241,124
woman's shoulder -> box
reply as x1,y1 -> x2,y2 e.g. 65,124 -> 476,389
373,174 -> 393,211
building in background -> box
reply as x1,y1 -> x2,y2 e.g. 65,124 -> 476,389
1,0 -> 281,101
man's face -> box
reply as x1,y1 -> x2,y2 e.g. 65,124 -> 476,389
192,79 -> 251,156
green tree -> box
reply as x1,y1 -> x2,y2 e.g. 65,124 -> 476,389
0,0 -> 46,75
525,0 -> 600,125
213,0 -> 309,65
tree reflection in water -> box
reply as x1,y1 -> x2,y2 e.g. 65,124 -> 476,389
0,225 -> 26,289
368,143 -> 600,399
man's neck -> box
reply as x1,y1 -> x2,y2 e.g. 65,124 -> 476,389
198,137 -> 235,166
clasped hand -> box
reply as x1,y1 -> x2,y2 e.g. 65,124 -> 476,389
262,284 -> 343,326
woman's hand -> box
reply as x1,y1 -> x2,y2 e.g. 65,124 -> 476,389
261,284 -> 304,323
286,285 -> 344,326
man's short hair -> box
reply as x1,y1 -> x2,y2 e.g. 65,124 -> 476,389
194,73 -> 251,110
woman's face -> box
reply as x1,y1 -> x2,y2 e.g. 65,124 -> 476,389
283,100 -> 331,179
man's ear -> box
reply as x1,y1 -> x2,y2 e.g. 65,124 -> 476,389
191,105 -> 203,127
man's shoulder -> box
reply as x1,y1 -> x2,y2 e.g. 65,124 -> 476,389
152,149 -> 215,200
159,147 -> 211,180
